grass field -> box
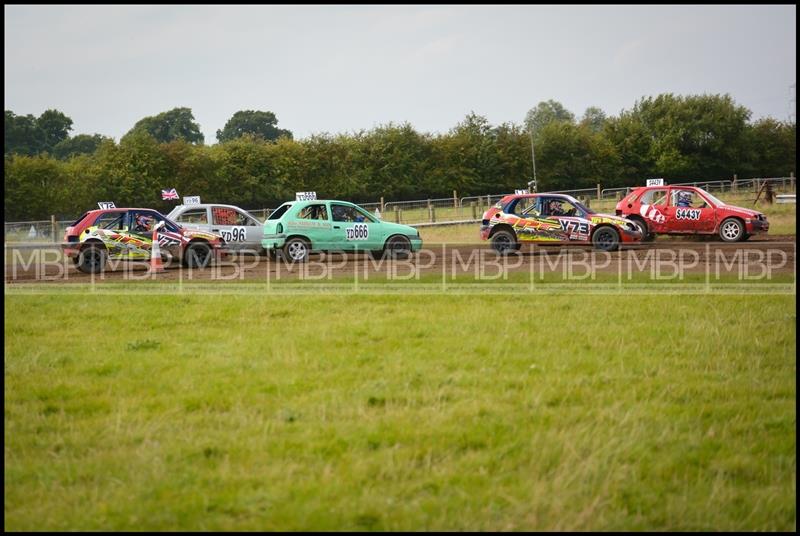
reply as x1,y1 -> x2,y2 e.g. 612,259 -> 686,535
4,291 -> 796,530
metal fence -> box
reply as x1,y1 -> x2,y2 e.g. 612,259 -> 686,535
5,177 -> 795,242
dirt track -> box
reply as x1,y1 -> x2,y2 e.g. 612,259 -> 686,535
5,235 -> 795,284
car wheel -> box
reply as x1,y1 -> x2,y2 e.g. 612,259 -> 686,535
631,217 -> 654,242
283,237 -> 309,263
719,218 -> 744,242
76,243 -> 107,274
741,233 -> 751,241
490,229 -> 518,254
183,242 -> 212,268
592,226 -> 620,252
381,235 -> 412,260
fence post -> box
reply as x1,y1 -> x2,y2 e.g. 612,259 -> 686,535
380,196 -> 385,212
51,215 -> 57,243
453,190 -> 458,208
471,202 -> 477,220
732,174 -> 737,192
394,206 -> 400,224
429,204 -> 436,223
596,183 -> 601,201
486,195 -> 491,208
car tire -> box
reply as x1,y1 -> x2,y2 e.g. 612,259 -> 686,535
283,237 -> 310,263
719,218 -> 744,242
631,217 -> 654,242
380,235 -> 412,260
592,226 -> 620,252
76,243 -> 107,274
490,229 -> 518,255
183,242 -> 212,268
741,233 -> 751,241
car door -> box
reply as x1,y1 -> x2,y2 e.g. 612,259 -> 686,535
210,206 -> 261,251
637,188 -> 671,234
668,188 -> 705,234
329,202 -> 384,251
691,190 -> 717,233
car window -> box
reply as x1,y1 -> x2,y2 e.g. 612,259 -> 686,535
670,189 -> 704,208
95,211 -> 126,230
297,204 -> 329,220
639,189 -> 667,205
176,208 -> 208,224
540,198 -> 581,217
268,204 -> 291,220
507,197 -> 536,215
212,207 -> 247,226
331,204 -> 374,223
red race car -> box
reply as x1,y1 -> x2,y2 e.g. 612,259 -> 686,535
480,193 -> 642,252
63,208 -> 227,273
615,185 -> 769,242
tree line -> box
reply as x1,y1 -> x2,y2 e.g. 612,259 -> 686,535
4,94 -> 796,221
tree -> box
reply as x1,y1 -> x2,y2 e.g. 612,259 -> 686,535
123,107 -> 204,144
5,111 -> 43,156
216,110 -> 293,143
52,134 -> 109,159
37,109 -> 73,150
581,106 -> 607,133
742,118 -> 796,177
637,93 -> 751,179
524,100 -> 576,138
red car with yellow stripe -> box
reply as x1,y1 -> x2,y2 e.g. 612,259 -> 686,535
63,208 -> 226,273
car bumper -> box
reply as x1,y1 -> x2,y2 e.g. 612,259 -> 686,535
410,236 -> 423,251
746,219 -> 769,234
479,225 -> 491,241
620,227 -> 643,243
261,234 -> 287,250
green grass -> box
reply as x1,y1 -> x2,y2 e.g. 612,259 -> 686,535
4,292 -> 796,530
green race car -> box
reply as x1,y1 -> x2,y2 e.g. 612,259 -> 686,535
262,200 -> 423,262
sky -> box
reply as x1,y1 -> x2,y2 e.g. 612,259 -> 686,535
4,5 -> 797,143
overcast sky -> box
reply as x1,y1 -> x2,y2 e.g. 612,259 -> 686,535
4,5 -> 796,143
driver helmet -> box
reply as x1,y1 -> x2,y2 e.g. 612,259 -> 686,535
678,191 -> 693,206
136,214 -> 153,231
548,200 -> 561,212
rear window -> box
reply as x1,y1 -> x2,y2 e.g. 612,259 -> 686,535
268,203 -> 292,220
70,212 -> 89,226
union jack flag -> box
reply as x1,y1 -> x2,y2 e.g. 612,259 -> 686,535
161,188 -> 179,200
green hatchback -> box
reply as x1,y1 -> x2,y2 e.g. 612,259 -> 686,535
262,200 -> 423,262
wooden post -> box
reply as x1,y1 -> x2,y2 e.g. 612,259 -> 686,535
486,195 -> 491,208
394,206 -> 400,224
596,183 -> 601,200
453,190 -> 458,208
429,204 -> 436,223
471,202 -> 477,220
51,215 -> 57,243
380,196 -> 385,212
732,174 -> 737,192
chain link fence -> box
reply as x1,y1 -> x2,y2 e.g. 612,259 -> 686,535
5,177 -> 795,242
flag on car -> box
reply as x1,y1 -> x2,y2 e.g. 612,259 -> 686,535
161,188 -> 179,200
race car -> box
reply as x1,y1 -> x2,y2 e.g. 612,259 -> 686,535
62,208 -> 226,273
615,185 -> 769,242
480,193 -> 642,252
261,199 -> 423,262
168,203 -> 264,252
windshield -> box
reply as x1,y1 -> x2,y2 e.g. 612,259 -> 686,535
699,189 -> 725,207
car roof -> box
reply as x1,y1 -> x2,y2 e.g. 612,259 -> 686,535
172,203 -> 250,210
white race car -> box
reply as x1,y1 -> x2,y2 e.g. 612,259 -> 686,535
168,204 -> 264,253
